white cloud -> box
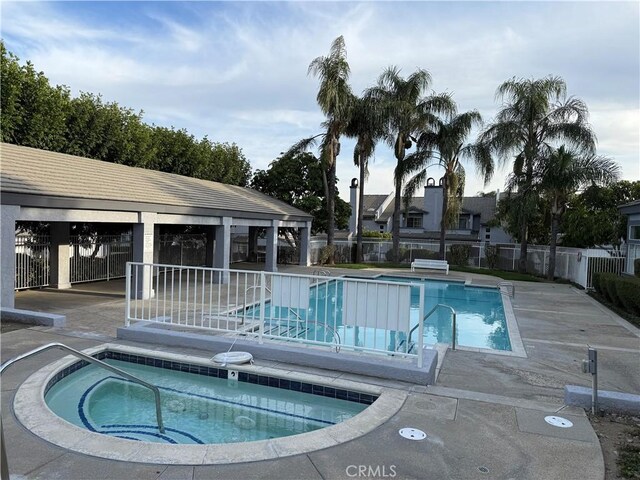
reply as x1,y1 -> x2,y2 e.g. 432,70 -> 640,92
1,1 -> 637,201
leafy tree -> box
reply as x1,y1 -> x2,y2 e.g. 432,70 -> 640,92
65,92 -> 155,167
495,193 -> 550,246
367,66 -> 455,261
1,43 -> 69,150
251,152 -> 350,242
404,109 -> 488,260
0,43 -> 251,187
477,76 -> 596,273
195,139 -> 251,186
562,181 -> 640,249
345,94 -> 385,262
537,146 -> 619,279
287,36 -> 354,261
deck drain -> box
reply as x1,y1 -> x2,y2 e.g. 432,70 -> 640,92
399,428 -> 427,440
478,466 -> 489,473
544,416 -> 573,428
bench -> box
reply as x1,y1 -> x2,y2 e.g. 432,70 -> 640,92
410,259 -> 449,274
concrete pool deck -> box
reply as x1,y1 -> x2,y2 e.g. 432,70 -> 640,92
2,265 -> 639,479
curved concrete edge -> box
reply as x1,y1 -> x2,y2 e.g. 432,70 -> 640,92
14,343 -> 407,465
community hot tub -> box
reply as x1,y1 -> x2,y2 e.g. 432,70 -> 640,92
14,344 -> 405,464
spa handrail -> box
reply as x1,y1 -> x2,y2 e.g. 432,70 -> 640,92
408,304 -> 457,351
0,342 -> 165,433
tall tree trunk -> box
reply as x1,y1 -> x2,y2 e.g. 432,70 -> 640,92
356,157 -> 365,263
326,160 -> 336,254
518,161 -> 534,274
439,176 -> 448,261
518,216 -> 528,273
392,179 -> 402,262
548,213 -> 559,280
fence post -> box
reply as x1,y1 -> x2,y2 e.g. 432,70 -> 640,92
417,284 -> 425,369
106,243 -> 110,281
259,271 -> 266,344
125,262 -> 131,326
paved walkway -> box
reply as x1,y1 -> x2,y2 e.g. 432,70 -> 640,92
3,266 -> 638,479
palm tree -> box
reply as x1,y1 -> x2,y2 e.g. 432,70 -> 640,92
404,110 -> 489,260
537,146 -> 619,279
345,94 -> 385,263
286,36 -> 354,261
367,67 -> 455,261
477,76 -> 596,273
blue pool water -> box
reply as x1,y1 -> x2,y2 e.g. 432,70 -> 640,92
249,276 -> 510,352
45,358 -> 368,444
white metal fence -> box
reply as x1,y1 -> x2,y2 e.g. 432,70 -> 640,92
70,235 -> 133,283
311,239 -> 627,289
158,234 -> 207,267
15,235 -> 50,289
126,262 -> 427,365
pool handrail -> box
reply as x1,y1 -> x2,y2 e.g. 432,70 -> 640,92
0,342 -> 165,433
408,303 -> 457,351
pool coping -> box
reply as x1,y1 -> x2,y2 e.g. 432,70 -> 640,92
13,343 -> 407,465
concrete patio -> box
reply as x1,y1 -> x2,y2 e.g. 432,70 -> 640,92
2,266 -> 639,479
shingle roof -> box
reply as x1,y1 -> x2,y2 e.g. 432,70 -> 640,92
362,193 -> 497,224
461,196 -> 497,224
0,143 -> 311,220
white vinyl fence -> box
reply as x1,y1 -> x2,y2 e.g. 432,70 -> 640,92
126,262 -> 427,365
311,239 -> 626,289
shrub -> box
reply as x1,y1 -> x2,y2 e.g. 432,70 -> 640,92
318,245 -> 336,265
485,245 -> 499,270
448,244 -> 471,266
362,229 -> 392,239
635,258 -> 640,278
592,272 -> 605,296
614,276 -> 640,315
601,273 -> 621,306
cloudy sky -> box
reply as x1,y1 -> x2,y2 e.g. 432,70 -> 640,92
2,1 -> 638,200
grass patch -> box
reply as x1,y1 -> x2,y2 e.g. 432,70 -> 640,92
588,291 -> 640,328
449,266 -> 543,282
619,444 -> 640,479
329,262 -> 410,270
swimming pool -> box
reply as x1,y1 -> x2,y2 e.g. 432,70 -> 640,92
45,351 -> 371,445
248,276 -> 511,352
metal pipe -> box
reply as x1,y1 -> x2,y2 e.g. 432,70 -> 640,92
0,343 -> 164,434
408,303 -> 457,350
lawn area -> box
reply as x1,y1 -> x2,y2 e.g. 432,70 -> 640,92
329,262 -> 543,282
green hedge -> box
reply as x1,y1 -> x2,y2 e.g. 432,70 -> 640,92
448,244 -> 471,266
593,272 -> 640,315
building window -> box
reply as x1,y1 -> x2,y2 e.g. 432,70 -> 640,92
379,225 -> 384,231
406,216 -> 422,228
458,217 -> 467,230
486,227 -> 491,233
630,225 -> 640,241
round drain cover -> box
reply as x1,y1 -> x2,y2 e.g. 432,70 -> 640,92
399,428 -> 427,440
544,416 -> 573,428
